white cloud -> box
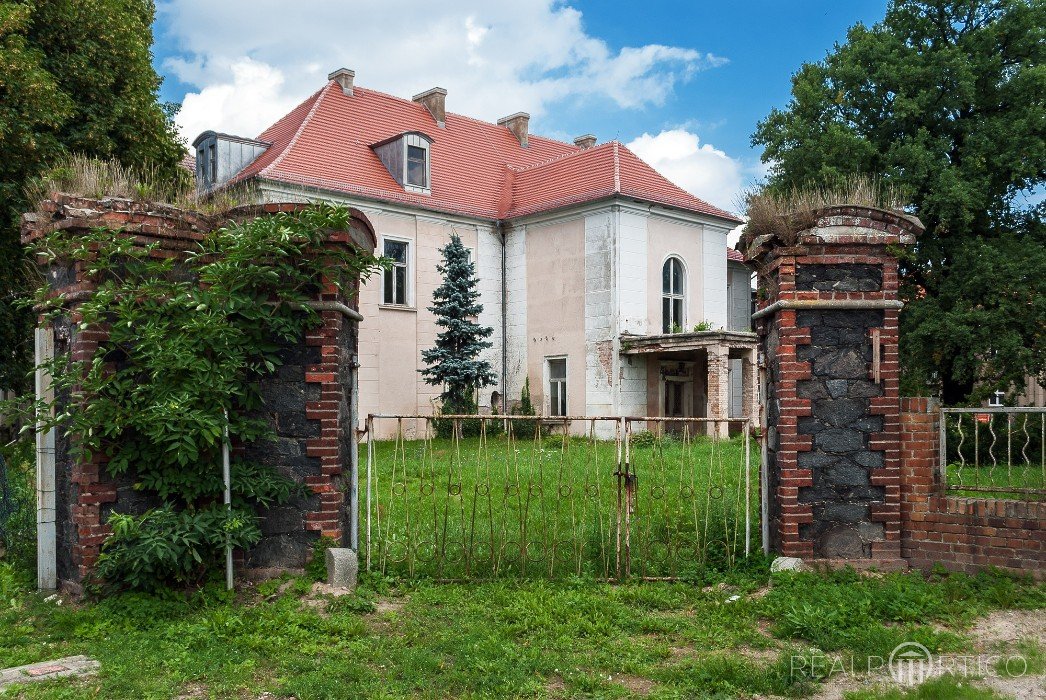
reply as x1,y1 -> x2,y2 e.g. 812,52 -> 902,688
626,129 -> 745,213
158,0 -> 727,143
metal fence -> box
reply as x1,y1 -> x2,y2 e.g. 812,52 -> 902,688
940,407 -> 1045,501
363,414 -> 760,580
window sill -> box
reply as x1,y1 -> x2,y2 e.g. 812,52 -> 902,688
379,303 -> 417,312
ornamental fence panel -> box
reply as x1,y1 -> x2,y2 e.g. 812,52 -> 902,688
940,407 -> 1045,501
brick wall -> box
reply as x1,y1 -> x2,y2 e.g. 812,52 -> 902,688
900,398 -> 1044,579
22,196 -> 373,588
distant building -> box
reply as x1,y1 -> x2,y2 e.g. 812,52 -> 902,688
192,69 -> 757,437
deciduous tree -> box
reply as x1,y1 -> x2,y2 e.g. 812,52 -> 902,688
752,0 -> 1045,404
0,0 -> 184,393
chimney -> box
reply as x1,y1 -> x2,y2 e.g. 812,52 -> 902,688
412,87 -> 447,128
328,68 -> 355,96
573,134 -> 597,150
497,112 -> 530,148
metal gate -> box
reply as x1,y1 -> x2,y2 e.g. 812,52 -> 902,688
363,414 -> 760,580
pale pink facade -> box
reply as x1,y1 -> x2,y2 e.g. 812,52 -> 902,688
251,188 -> 757,438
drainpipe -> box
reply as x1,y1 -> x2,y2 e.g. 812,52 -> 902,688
498,220 -> 508,412
35,328 -> 56,591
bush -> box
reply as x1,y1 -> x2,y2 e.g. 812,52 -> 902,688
95,506 -> 262,592
0,440 -> 35,567
511,378 -> 539,438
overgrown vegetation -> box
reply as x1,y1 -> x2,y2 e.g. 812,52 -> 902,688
365,432 -> 759,579
0,440 -> 34,567
0,0 -> 186,395
24,155 -> 255,215
11,205 -> 382,590
0,557 -> 1041,698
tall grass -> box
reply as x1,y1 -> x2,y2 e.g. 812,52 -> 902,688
364,429 -> 759,580
25,154 -> 257,215
740,174 -> 909,246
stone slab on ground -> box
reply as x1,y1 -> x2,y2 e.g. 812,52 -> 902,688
0,655 -> 99,689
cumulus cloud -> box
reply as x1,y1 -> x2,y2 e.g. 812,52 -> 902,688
158,0 -> 727,143
626,129 -> 745,213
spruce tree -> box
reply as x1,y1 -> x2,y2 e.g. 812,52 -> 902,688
421,234 -> 497,417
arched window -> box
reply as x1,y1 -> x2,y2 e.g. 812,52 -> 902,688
662,257 -> 686,333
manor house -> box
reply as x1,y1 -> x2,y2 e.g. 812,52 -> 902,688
191,69 -> 758,437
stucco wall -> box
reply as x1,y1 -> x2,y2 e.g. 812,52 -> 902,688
646,216 -> 704,334
353,209 -> 489,434
526,216 -> 587,417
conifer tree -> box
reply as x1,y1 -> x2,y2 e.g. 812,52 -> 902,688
421,234 -> 497,415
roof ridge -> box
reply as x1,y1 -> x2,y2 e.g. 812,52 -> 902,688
260,83 -> 332,177
352,85 -> 579,150
612,141 -> 621,193
513,140 -> 616,174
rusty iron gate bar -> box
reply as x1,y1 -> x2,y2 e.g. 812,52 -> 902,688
940,407 -> 1046,501
363,414 -> 760,580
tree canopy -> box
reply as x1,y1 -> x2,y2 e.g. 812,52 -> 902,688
0,0 -> 184,393
752,0 -> 1045,404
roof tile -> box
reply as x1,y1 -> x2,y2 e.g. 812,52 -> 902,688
232,81 -> 742,224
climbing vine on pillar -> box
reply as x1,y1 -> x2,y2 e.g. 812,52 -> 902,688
18,204 -> 382,590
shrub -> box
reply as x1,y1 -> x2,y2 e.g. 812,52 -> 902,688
511,378 -> 539,438
0,441 -> 35,567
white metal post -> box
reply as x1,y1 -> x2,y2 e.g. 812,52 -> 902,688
222,410 -> 233,591
35,328 -> 56,591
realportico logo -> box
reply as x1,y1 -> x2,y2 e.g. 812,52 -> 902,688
790,642 -> 1028,685
889,642 -> 933,685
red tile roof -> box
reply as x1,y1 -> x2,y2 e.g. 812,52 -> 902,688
233,80 -> 742,224
727,248 -> 746,262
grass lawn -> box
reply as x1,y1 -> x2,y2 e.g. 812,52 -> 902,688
364,431 -> 760,581
0,559 -> 1043,699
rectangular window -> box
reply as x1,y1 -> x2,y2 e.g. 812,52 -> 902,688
406,145 -> 427,188
208,144 -> 217,183
548,358 -> 567,417
383,239 -> 409,305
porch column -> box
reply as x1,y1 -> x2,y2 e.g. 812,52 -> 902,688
706,346 -> 730,438
741,347 -> 758,428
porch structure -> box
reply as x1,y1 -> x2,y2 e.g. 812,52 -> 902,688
619,330 -> 759,437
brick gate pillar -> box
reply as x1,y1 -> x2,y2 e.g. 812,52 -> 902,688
741,206 -> 922,564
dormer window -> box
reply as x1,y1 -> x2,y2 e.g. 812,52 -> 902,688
372,131 -> 433,194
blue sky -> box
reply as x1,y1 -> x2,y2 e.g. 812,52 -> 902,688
153,1 -> 890,213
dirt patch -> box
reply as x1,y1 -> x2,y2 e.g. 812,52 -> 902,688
610,673 -> 656,696
971,609 -> 1046,650
371,597 -> 407,616
980,673 -> 1046,699
545,674 -> 567,696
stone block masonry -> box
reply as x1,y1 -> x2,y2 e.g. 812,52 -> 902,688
22,196 -> 375,588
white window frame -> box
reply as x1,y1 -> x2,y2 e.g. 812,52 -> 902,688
545,356 -> 568,417
662,255 -> 687,334
380,235 -> 414,308
403,133 -> 431,194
